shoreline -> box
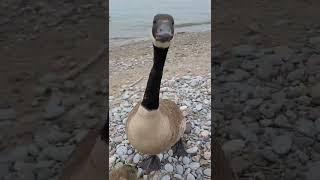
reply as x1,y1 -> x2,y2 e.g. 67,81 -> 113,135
109,24 -> 211,48
109,30 -> 211,97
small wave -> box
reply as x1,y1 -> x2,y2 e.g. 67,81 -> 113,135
175,21 -> 211,28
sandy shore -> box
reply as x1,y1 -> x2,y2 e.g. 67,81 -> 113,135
109,31 -> 211,97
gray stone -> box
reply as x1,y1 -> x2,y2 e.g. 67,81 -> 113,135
173,174 -> 183,179
260,149 -> 278,162
186,147 -> 198,154
0,108 -> 16,121
133,154 -> 141,164
164,163 -> 174,172
161,174 -> 171,180
297,119 -> 316,137
272,135 -> 292,155
189,162 -> 200,170
182,156 -> 190,165
176,164 -> 184,175
186,173 -> 196,180
116,146 -> 127,156
203,169 -> 211,177
287,68 -> 305,82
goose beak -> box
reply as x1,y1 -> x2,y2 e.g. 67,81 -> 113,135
152,14 -> 174,44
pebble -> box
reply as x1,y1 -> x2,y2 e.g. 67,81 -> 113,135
161,174 -> 171,180
203,169 -> 211,177
203,151 -> 211,160
195,104 -> 202,111
189,162 -> 200,170
133,154 -> 141,164
176,164 -> 184,175
174,174 -> 183,179
164,163 -> 174,172
186,173 -> 196,180
182,157 -> 191,165
272,135 -> 292,155
116,146 -> 127,156
186,147 -> 198,154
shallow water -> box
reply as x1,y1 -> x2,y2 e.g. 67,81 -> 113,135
110,0 -> 211,45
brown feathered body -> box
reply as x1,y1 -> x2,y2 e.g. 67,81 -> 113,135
59,129 -> 106,180
126,99 -> 186,155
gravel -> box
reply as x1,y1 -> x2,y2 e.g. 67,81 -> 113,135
109,74 -> 211,179
216,41 -> 320,179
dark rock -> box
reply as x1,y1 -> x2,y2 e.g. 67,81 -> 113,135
273,45 -> 294,61
272,134 -> 292,155
297,119 -> 317,137
294,136 -> 314,148
226,69 -> 250,82
296,150 -> 309,165
306,161 -> 320,180
287,68 -> 305,82
185,121 -> 192,134
256,63 -> 277,81
231,45 -> 256,57
0,108 -> 16,121
286,85 -> 307,98
260,148 -> 278,162
259,102 -> 282,118
310,83 -> 320,105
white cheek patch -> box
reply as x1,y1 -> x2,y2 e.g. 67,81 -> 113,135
150,30 -> 173,48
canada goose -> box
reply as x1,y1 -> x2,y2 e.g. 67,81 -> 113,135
109,164 -> 142,180
59,120 -> 107,180
125,14 -> 188,173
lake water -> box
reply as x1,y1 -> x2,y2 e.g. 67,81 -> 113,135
110,0 -> 211,46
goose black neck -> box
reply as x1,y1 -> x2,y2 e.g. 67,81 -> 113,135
141,45 -> 169,110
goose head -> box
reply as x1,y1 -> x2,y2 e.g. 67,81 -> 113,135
151,14 -> 174,48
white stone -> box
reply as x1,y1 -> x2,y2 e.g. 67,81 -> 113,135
116,146 -> 127,156
183,156 -> 190,165
176,164 -> 184,175
164,163 -> 174,172
189,162 -> 200,170
186,173 -> 196,180
133,154 -> 141,164
186,147 -> 198,154
161,174 -> 171,180
203,169 -> 211,177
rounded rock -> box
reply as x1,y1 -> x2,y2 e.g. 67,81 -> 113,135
186,173 -> 196,180
164,163 -> 174,172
